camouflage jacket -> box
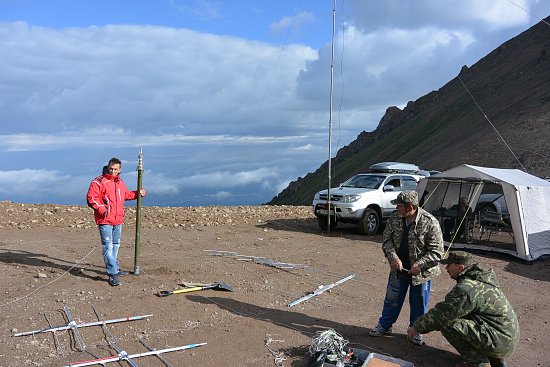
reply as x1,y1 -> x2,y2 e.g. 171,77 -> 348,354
382,207 -> 444,285
414,264 -> 520,352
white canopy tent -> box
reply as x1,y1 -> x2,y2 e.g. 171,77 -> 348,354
416,164 -> 550,261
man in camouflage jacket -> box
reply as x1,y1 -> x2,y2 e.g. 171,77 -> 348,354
408,251 -> 519,367
369,191 -> 444,345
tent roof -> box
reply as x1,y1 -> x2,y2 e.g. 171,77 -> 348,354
431,164 -> 550,187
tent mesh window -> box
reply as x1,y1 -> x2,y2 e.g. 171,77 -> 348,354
421,180 -> 514,250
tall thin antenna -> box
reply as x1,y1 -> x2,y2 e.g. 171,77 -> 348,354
327,0 -> 336,233
133,147 -> 144,275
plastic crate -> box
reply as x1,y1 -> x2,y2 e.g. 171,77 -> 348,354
361,352 -> 414,367
321,348 -> 413,367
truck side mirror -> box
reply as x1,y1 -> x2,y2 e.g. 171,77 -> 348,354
383,184 -> 395,191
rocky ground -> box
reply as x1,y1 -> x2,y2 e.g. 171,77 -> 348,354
0,201 -> 549,367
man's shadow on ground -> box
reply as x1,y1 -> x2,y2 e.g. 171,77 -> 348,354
0,249 -> 105,282
187,295 -> 458,367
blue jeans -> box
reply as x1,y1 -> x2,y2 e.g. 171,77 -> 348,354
99,224 -> 122,276
377,272 -> 431,329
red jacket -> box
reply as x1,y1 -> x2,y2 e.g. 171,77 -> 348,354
86,173 -> 138,225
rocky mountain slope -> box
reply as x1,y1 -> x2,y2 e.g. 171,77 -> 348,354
269,16 -> 550,205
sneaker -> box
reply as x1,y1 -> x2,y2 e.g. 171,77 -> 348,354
108,274 -> 121,286
369,324 -> 392,337
117,270 -> 129,276
412,333 -> 424,346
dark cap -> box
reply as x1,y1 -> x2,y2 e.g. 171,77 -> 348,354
390,191 -> 419,206
440,251 -> 473,266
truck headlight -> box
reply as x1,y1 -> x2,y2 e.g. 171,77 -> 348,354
340,195 -> 361,203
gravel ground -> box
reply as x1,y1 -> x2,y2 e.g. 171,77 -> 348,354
0,201 -> 548,367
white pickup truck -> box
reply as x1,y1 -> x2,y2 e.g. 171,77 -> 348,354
312,162 -> 425,235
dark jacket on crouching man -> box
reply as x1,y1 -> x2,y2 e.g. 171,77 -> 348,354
412,252 -> 519,367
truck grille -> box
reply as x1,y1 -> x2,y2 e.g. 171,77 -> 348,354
319,193 -> 344,201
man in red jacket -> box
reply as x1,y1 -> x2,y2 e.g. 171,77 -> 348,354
87,157 -> 146,286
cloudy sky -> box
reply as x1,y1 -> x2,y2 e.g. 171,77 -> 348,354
1,0 -> 549,206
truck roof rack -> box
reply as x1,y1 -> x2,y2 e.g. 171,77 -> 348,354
369,162 -> 420,174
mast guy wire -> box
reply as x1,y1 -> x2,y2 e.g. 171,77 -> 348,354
457,76 -> 527,172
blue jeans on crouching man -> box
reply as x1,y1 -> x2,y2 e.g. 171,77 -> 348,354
377,272 -> 431,330
99,224 -> 122,276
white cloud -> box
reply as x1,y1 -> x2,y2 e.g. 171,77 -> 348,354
0,22 -> 318,137
270,11 -> 315,33
0,130 -> 314,152
347,0 -> 537,31
207,191 -> 233,198
440,0 -> 532,29
0,165 -> 288,205
296,23 -> 476,128
0,169 -> 62,194
126,167 -> 282,196
1,0 -> 548,206
0,169 -> 90,200
184,167 -> 279,188
294,144 -> 315,151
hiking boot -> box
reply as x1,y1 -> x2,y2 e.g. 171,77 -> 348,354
455,362 -> 490,367
108,274 -> 121,286
411,333 -> 424,346
489,358 -> 507,367
369,324 -> 392,336
117,270 -> 129,276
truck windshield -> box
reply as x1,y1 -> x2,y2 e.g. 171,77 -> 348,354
342,175 -> 385,189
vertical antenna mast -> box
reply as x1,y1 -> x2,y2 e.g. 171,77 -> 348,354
133,147 -> 143,275
327,0 -> 336,233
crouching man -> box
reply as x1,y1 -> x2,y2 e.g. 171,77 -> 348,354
407,251 -> 519,367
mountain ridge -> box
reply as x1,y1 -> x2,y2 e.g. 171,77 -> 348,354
268,16 -> 550,205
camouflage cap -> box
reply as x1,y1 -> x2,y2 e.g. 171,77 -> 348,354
390,191 -> 419,206
440,251 -> 473,266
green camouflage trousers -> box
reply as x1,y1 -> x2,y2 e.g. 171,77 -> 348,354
442,319 -> 517,367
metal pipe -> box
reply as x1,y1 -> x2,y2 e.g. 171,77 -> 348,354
139,338 -> 175,367
133,147 -> 143,275
327,0 -> 336,233
63,305 -> 85,352
44,312 -> 64,356
14,314 -> 153,337
288,274 -> 355,307
63,343 -> 207,367
92,305 -> 139,367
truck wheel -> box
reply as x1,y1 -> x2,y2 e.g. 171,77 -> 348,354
357,208 -> 379,235
318,216 -> 337,230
